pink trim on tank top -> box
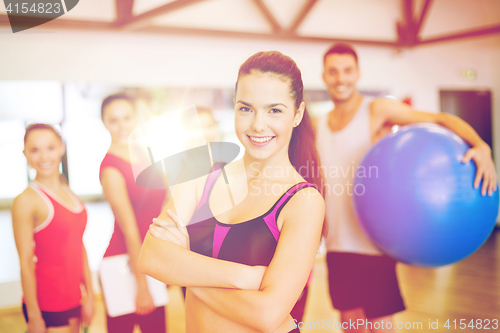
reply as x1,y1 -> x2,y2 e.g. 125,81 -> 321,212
262,183 -> 305,242
29,183 -> 55,233
194,168 -> 221,214
212,224 -> 231,258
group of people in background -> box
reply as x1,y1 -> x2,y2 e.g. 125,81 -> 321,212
12,43 -> 497,333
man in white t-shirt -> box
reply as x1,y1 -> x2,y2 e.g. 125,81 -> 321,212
315,43 -> 497,333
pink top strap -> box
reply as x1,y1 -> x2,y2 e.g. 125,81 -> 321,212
263,182 -> 314,242
194,162 -> 225,213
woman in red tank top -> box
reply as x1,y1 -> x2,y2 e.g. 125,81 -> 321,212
99,94 -> 167,333
12,124 -> 94,333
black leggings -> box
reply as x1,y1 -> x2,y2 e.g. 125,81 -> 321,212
106,306 -> 166,333
23,303 -> 80,328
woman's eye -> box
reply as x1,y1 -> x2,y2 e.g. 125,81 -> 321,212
270,109 -> 282,114
239,106 -> 251,112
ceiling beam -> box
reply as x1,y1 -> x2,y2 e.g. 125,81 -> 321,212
0,14 -> 397,46
403,0 -> 414,29
415,0 -> 433,37
3,16 -> 498,48
397,0 -> 417,46
251,0 -> 282,33
115,0 -> 135,25
142,25 -> 399,47
117,0 -> 207,28
288,0 -> 318,34
420,24 -> 500,45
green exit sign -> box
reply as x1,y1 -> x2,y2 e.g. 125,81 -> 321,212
460,69 -> 476,80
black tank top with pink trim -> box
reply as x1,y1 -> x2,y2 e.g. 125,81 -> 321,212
186,164 -> 314,266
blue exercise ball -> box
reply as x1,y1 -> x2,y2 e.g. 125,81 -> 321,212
353,124 -> 499,267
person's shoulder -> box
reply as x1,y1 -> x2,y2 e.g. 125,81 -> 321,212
279,184 -> 325,230
100,153 -> 121,170
100,153 -> 128,177
100,165 -> 126,185
294,184 -> 323,200
286,184 -> 324,213
370,97 -> 412,120
371,97 -> 408,111
12,186 -> 41,217
370,97 -> 392,109
14,186 -> 38,204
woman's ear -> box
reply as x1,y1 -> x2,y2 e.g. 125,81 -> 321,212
294,101 -> 306,127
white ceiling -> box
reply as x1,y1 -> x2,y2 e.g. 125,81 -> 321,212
60,0 -> 116,22
1,0 -> 500,46
421,0 -> 500,37
298,0 -> 402,40
152,0 -> 272,34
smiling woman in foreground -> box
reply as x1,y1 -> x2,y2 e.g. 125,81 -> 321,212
138,51 -> 325,333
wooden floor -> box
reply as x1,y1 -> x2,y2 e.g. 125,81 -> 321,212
1,229 -> 498,333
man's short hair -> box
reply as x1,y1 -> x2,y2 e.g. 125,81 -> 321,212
323,43 -> 358,65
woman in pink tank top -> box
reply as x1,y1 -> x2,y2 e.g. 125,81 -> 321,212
139,51 -> 326,333
12,124 -> 94,333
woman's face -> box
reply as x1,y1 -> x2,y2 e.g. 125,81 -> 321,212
102,99 -> 136,145
234,72 -> 304,163
24,129 -> 64,178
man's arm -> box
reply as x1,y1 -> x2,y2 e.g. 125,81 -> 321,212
372,98 -> 497,195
